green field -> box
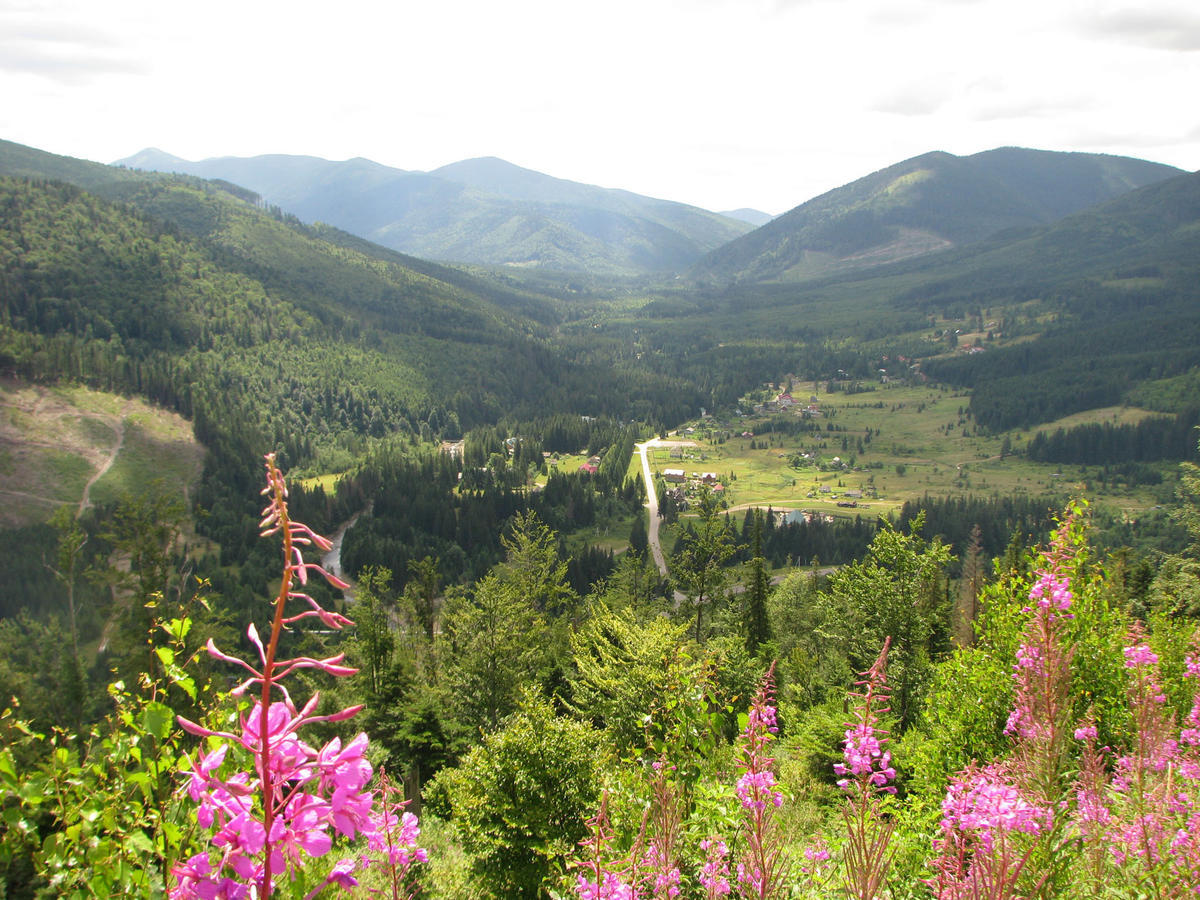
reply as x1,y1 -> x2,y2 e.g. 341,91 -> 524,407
651,382 -> 1170,526
0,378 -> 204,528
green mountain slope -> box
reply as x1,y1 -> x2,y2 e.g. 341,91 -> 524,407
901,170 -> 1200,429
625,168 -> 1200,431
0,141 -> 702,470
693,147 -> 1182,284
115,150 -> 752,277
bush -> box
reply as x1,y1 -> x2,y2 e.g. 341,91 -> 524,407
434,694 -> 606,898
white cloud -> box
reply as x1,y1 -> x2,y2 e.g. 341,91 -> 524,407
1075,4 -> 1200,52
1,0 -> 1198,213
0,9 -> 145,84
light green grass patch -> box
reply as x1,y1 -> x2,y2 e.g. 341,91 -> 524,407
663,381 -> 1169,526
89,420 -> 204,508
1036,405 -> 1164,431
298,473 -> 345,493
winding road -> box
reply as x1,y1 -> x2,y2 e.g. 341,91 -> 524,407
635,438 -> 696,578
635,439 -> 837,603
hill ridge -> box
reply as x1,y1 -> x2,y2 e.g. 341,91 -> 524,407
114,148 -> 752,276
692,146 -> 1183,284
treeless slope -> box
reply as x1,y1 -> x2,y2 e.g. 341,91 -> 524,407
0,378 -> 203,528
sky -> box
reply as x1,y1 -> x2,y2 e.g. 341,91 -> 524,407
2,0 -> 1198,215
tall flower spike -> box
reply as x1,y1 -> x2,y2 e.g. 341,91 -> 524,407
172,454 -> 410,900
733,665 -> 788,899
1004,517 -> 1077,791
572,793 -> 635,900
930,515 -> 1081,900
839,639 -> 896,900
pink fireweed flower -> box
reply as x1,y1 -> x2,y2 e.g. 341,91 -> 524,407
698,837 -> 732,898
930,765 -> 1054,900
836,722 -> 896,792
803,843 -> 830,863
837,642 -> 897,794
942,771 -> 1053,840
642,844 -> 682,898
799,835 -> 833,879
573,794 -> 637,900
1003,542 -> 1076,754
839,641 -> 897,900
575,872 -> 635,900
1124,643 -> 1160,669
737,769 -> 784,811
1186,653 -> 1200,680
1026,572 -> 1073,614
172,454 -> 416,900
732,667 -> 788,898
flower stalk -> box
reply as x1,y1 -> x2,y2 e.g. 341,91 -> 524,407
172,453 -> 422,899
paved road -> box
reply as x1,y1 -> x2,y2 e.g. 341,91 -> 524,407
636,439 -> 696,606
636,438 -> 839,603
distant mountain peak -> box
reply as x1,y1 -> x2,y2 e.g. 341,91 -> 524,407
109,149 -> 753,276
693,147 -> 1183,284
116,147 -> 190,171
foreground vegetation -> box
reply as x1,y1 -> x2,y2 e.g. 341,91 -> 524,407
4,445 -> 1200,897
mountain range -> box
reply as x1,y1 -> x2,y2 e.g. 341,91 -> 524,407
4,134 -> 1199,449
115,146 -> 1185,285
691,147 -> 1183,283
115,149 -> 755,277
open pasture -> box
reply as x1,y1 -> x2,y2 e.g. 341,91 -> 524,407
652,382 -> 1170,524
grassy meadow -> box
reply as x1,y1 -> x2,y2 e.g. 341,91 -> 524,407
649,381 -> 1172,528
0,377 -> 204,528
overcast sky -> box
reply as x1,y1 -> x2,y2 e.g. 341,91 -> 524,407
2,0 -> 1198,215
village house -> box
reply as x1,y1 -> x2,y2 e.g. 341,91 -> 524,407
664,487 -> 687,508
663,468 -> 686,483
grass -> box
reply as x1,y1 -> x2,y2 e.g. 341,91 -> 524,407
651,382 -> 1169,530
89,416 -> 204,508
535,453 -> 592,486
297,472 -> 346,493
0,377 -> 203,526
562,510 -> 638,557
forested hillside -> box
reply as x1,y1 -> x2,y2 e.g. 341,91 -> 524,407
115,149 -> 753,276
692,147 -> 1181,283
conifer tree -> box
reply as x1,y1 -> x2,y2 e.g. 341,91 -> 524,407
745,509 -> 771,655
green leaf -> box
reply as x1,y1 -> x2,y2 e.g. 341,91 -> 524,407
0,748 -> 17,786
2,806 -> 27,828
141,701 -> 174,741
126,829 -> 154,855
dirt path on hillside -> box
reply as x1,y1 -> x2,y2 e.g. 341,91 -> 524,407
78,414 -> 126,517
0,380 -> 134,524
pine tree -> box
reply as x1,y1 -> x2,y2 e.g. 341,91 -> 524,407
745,509 -> 771,655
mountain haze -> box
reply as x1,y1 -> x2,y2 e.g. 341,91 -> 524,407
720,208 -> 774,227
693,147 -> 1183,284
115,149 -> 753,277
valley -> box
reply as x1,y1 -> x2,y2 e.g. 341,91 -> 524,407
2,135 -> 1200,900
